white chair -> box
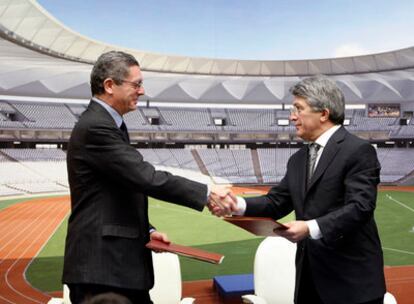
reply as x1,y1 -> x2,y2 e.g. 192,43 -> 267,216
63,284 -> 71,304
47,284 -> 70,304
241,237 -> 398,304
49,259 -> 195,304
150,252 -> 195,304
47,297 -> 64,304
49,254 -> 195,304
242,236 -> 296,304
384,291 -> 397,304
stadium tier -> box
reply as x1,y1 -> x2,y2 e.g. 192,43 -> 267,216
0,99 -> 413,141
0,148 -> 68,195
0,147 -> 413,196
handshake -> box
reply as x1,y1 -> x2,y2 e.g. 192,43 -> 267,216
207,184 -> 238,217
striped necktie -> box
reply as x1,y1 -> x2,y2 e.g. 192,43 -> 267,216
307,143 -> 321,186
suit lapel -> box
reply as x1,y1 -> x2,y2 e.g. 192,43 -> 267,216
291,147 -> 308,215
307,126 -> 346,191
89,100 -> 129,144
89,100 -> 116,124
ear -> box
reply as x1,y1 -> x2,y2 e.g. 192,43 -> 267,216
320,108 -> 330,122
103,78 -> 115,95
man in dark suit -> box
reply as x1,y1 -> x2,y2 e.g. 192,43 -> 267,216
212,76 -> 386,304
63,51 -> 235,304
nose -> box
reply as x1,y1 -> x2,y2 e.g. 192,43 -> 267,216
138,86 -> 145,95
289,113 -> 297,121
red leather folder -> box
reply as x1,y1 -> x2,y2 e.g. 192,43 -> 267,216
146,239 -> 224,264
224,216 -> 288,236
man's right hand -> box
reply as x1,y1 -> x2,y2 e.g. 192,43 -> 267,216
207,184 -> 238,217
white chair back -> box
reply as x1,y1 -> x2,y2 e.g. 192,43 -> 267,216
254,236 -> 296,303
150,252 -> 182,304
384,291 -> 397,304
63,284 -> 71,304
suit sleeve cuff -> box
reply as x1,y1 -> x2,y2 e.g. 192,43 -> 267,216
307,219 -> 322,239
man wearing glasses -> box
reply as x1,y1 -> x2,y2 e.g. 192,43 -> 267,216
63,51 -> 235,304
211,76 -> 386,304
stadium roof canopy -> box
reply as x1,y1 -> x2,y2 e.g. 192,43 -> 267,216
0,0 -> 414,104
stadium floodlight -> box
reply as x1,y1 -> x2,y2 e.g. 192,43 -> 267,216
399,118 -> 408,126
213,118 -> 226,126
149,117 -> 160,125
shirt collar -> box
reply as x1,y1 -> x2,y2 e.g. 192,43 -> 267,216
314,125 -> 341,148
92,97 -> 123,128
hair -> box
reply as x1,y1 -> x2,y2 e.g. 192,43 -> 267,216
84,292 -> 132,304
90,51 -> 140,96
289,75 -> 345,124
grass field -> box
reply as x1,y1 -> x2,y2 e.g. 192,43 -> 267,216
375,191 -> 414,265
3,189 -> 413,292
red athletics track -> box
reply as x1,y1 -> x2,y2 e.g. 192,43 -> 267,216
0,190 -> 413,304
0,196 -> 70,304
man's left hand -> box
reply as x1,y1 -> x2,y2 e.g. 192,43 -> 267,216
275,220 -> 310,243
150,230 -> 170,245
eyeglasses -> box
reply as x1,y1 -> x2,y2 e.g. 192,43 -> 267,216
290,105 -> 322,115
121,79 -> 144,89
290,106 -> 302,115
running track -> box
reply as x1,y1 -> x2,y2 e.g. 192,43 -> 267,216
0,193 -> 413,304
0,197 -> 70,304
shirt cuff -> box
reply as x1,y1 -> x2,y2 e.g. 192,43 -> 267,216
232,196 -> 246,216
206,184 -> 211,200
307,219 -> 322,239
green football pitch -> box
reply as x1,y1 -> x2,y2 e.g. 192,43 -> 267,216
2,189 -> 412,292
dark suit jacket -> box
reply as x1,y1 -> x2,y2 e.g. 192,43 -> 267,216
245,126 -> 386,304
62,100 -> 207,290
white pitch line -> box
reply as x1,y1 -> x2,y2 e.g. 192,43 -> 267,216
385,194 -> 414,212
382,247 -> 414,256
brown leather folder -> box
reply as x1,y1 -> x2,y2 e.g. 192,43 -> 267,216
146,239 -> 224,264
224,216 -> 288,236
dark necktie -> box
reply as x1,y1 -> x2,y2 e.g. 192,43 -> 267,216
307,143 -> 321,186
120,121 -> 130,143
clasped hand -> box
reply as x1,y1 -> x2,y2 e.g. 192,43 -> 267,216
207,184 -> 238,217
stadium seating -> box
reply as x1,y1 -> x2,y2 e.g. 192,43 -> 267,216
197,148 -> 257,183
0,101 -> 413,196
376,148 -> 414,182
159,107 -> 217,131
13,103 -> 77,129
257,148 -> 299,183
124,108 -> 157,130
0,146 -> 413,196
0,148 -> 68,195
0,184 -> 23,196
66,104 -> 86,117
1,100 -> 410,134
